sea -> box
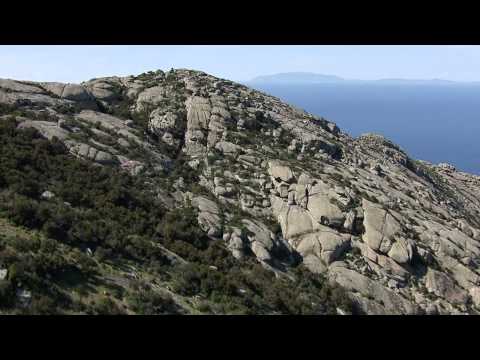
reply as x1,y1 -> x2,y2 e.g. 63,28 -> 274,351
249,83 -> 480,175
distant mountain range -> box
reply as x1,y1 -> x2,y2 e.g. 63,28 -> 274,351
249,72 -> 345,84
247,72 -> 476,85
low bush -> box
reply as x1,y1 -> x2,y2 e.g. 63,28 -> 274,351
127,282 -> 180,315
0,113 -> 353,315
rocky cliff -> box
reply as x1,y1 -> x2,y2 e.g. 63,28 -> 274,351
1,69 -> 480,314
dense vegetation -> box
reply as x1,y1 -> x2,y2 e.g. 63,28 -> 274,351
0,115 -> 352,315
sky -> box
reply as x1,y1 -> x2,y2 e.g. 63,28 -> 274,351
1,45 -> 480,83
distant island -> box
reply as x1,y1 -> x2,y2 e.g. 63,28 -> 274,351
249,72 -> 346,84
247,72 -> 476,85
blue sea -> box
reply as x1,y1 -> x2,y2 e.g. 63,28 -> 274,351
249,83 -> 480,175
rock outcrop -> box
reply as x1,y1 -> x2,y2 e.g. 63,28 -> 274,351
3,68 -> 480,314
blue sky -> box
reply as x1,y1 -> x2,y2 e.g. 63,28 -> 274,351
1,45 -> 479,83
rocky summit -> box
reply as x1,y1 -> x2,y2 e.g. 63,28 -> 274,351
1,68 -> 480,315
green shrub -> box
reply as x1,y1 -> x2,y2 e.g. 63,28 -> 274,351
25,295 -> 58,315
0,279 -> 14,307
92,297 -> 125,315
158,206 -> 208,250
0,108 -> 353,315
127,283 -> 179,315
7,196 -> 40,228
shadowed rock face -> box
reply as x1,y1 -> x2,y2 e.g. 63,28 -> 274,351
2,68 -> 480,314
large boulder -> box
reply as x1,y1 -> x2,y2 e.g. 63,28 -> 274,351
318,230 -> 351,264
469,287 -> 480,309
437,256 -> 480,290
69,143 -> 117,165
83,78 -> 125,101
17,120 -> 70,141
295,225 -> 350,265
277,205 -> 315,239
362,198 -> 401,253
62,84 -> 94,102
268,161 -> 295,183
388,238 -> 414,264
149,110 -> 182,147
224,228 -> 245,260
184,96 -> 212,156
307,185 -> 345,226
0,268 -> 7,280
191,196 -> 222,238
41,82 -> 96,108
135,86 -> 166,110
149,110 -> 179,134
186,96 -> 211,129
39,82 -> 66,97
242,219 -> 274,254
215,141 -> 242,155
1,85 -> 68,107
438,228 -> 480,258
329,266 -> 419,315
1,79 -> 44,93
425,269 -> 469,305
354,240 -> 409,280
75,110 -> 142,145
303,254 -> 327,274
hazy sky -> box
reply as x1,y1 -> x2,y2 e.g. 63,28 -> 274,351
1,45 -> 479,83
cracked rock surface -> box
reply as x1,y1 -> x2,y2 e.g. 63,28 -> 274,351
3,68 -> 480,314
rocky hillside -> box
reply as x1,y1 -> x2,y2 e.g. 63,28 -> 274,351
1,69 -> 480,315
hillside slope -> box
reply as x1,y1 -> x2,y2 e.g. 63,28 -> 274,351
1,69 -> 480,314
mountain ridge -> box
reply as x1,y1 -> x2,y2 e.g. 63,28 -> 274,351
1,68 -> 480,315
248,72 -> 474,85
